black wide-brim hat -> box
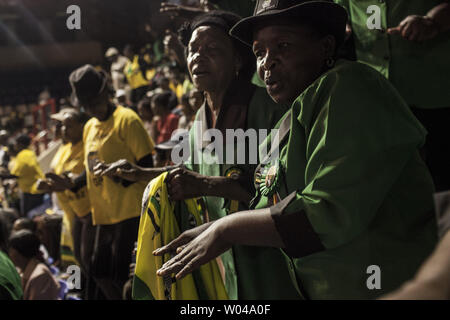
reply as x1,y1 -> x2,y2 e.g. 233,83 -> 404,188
230,0 -> 348,47
69,64 -> 108,107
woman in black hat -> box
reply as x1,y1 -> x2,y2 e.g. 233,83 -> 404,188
155,0 -> 438,299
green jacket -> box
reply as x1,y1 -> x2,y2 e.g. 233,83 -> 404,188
335,0 -> 450,109
186,81 -> 299,299
253,60 -> 437,299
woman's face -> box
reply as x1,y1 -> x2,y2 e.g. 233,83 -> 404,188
187,26 -> 240,94
61,115 -> 83,144
253,24 -> 328,104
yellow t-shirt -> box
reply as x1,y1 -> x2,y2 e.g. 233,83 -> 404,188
10,149 -> 44,194
83,106 -> 154,225
124,55 -> 149,90
49,142 -> 67,172
169,82 -> 184,101
53,141 -> 91,219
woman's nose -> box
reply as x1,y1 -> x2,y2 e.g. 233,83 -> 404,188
262,51 -> 277,71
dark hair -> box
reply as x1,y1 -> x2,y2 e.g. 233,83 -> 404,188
138,98 -> 152,110
16,134 -> 31,147
152,91 -> 174,111
181,93 -> 190,104
8,230 -> 40,259
179,10 -> 256,81
13,218 -> 37,233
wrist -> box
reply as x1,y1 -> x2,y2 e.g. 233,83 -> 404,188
424,15 -> 442,34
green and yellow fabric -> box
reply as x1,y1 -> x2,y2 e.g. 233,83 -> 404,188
185,83 -> 299,300
132,172 -> 228,300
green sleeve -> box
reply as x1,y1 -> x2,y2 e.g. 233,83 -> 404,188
334,0 -> 349,8
272,62 -> 427,255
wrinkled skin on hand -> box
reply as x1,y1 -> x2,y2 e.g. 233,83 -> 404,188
387,15 -> 440,42
165,167 -> 208,201
155,221 -> 229,280
98,159 -> 142,182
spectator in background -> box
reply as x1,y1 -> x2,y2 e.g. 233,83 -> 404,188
123,44 -> 152,105
137,98 -> 157,143
177,94 -> 196,131
8,230 -> 60,300
167,65 -> 185,101
34,214 -> 61,267
12,217 -> 50,264
0,130 -> 10,168
152,91 -> 180,144
67,64 -> 155,299
105,47 -> 130,93
157,76 -> 179,110
37,109 -> 94,281
0,214 -> 23,300
7,135 -> 45,217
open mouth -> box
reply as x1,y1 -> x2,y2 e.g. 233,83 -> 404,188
265,78 -> 281,92
192,71 -> 210,77
192,66 -> 210,77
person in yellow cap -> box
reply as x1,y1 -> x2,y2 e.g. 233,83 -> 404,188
37,108 -> 96,299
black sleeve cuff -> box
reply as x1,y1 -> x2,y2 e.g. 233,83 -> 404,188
121,153 -> 154,188
270,191 -> 325,258
70,171 -> 87,193
434,190 -> 450,238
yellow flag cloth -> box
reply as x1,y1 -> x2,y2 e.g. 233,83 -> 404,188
132,172 -> 228,300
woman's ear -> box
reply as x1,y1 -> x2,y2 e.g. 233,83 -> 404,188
321,34 -> 337,59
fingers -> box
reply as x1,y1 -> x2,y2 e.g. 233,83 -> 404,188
167,183 -> 183,201
45,172 -> 61,180
407,26 -> 421,41
114,168 -> 137,182
387,26 -> 401,35
157,249 -> 189,276
157,249 -> 201,280
101,164 -> 119,178
92,162 -> 106,177
165,167 -> 183,184
175,256 -> 202,280
153,233 -> 190,256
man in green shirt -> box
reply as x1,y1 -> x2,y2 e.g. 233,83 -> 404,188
334,0 -> 450,191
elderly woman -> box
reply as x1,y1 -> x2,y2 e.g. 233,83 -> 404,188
102,11 -> 295,299
154,0 -> 438,300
